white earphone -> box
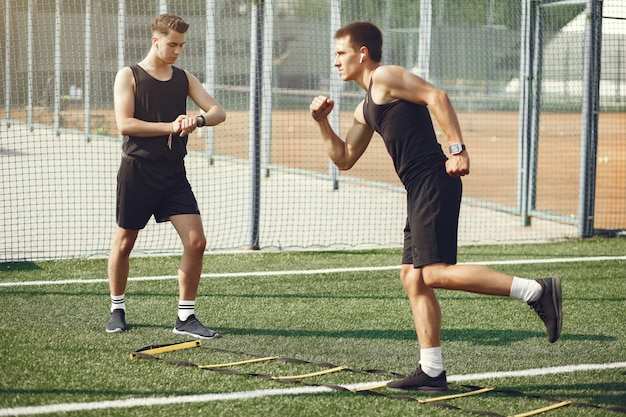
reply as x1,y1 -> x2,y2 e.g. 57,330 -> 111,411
359,53 -> 364,63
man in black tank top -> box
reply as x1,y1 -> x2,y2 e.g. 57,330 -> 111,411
106,14 -> 226,339
310,21 -> 562,392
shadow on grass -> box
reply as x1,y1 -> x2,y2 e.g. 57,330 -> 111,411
0,387 -> 226,398
0,262 -> 42,272
441,329 -> 616,345
206,327 -> 616,345
0,288 -> 406,301
512,380 -> 626,408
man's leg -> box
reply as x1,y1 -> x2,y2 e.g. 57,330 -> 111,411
387,265 -> 448,392
171,214 -> 206,300
388,262 -> 561,391
106,226 -> 139,333
422,263 -> 562,343
401,265 -> 441,349
170,214 -> 219,339
401,264 -> 514,365
422,263 -> 513,295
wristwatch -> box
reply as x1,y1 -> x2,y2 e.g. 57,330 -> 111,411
449,143 -> 466,155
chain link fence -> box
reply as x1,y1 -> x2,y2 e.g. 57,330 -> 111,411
1,0 -> 624,261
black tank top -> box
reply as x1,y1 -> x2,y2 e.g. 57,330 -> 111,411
362,75 -> 447,187
122,65 -> 189,162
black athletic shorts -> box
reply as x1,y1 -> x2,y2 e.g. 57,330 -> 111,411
401,166 -> 462,268
116,154 -> 200,230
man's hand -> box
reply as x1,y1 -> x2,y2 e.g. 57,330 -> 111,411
445,152 -> 470,177
310,96 -> 335,121
172,115 -> 197,137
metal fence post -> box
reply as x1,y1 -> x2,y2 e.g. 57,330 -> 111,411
578,0 -> 603,237
248,0 -> 264,249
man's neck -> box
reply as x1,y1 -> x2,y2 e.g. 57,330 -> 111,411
357,64 -> 380,91
139,53 -> 173,81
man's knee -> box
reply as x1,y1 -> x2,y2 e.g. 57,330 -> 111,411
185,234 -> 207,254
422,264 -> 448,288
112,230 -> 138,257
400,265 -> 421,291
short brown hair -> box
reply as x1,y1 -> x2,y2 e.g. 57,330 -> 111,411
152,13 -> 189,36
335,21 -> 382,62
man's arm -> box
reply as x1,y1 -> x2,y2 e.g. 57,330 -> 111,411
374,66 -> 470,177
186,72 -> 226,127
113,67 -> 179,137
310,96 -> 374,170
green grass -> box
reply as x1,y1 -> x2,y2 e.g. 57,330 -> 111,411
1,237 -> 625,416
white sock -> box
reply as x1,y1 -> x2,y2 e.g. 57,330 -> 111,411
419,346 -> 444,378
510,277 -> 542,302
178,300 -> 195,321
110,294 -> 126,312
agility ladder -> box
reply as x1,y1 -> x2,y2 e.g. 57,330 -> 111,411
131,341 -> 624,417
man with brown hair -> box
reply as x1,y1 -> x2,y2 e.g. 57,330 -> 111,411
106,13 -> 226,339
310,21 -> 562,392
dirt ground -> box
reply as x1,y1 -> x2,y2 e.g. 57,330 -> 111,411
6,106 -> 625,230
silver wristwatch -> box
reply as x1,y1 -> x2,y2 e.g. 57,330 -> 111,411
449,143 -> 466,155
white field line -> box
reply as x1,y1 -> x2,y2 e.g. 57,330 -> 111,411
0,362 -> 625,416
1,255 -> 625,288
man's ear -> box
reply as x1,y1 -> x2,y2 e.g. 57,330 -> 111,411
358,46 -> 368,63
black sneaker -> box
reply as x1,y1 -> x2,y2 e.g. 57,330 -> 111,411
528,276 -> 562,343
386,365 -> 448,392
173,314 -> 220,339
106,309 -> 128,333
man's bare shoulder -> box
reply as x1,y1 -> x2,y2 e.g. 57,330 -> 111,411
114,66 -> 136,97
371,65 -> 407,83
183,69 -> 203,86
369,65 -> 409,104
115,66 -> 134,83
372,65 -> 436,105
116,66 -> 134,76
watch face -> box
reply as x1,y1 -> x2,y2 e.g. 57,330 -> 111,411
450,144 -> 464,154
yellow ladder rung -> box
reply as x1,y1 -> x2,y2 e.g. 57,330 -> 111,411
199,356 -> 280,369
273,365 -> 348,380
509,401 -> 572,417
419,387 -> 495,403
352,382 -> 389,392
130,340 -> 200,359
